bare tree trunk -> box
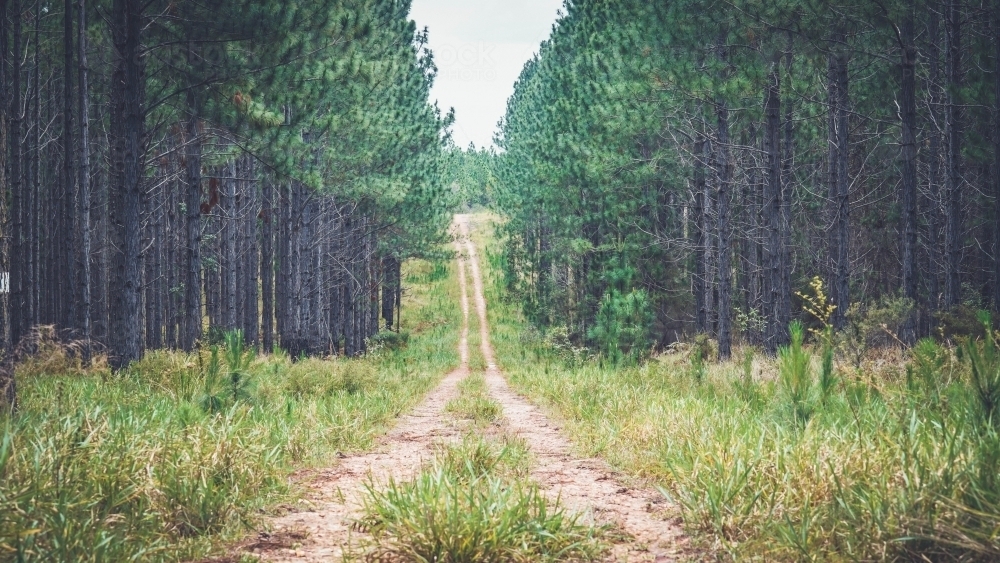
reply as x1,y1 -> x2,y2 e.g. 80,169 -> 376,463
244,163 -> 259,345
224,161 -> 237,330
693,132 -> 707,334
994,0 -> 1000,311
944,0 -> 963,307
108,0 -> 143,369
9,0 -> 22,347
827,35 -> 851,331
261,179 -> 274,351
63,0 -> 78,333
926,10 -> 943,326
183,88 -> 202,350
764,62 -> 783,354
716,99 -> 733,360
900,2 -> 918,341
77,0 -> 91,357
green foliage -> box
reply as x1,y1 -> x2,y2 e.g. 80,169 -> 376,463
367,330 -> 411,352
779,322 -> 814,425
540,326 -> 592,367
498,301 -> 1000,561
842,296 -> 915,366
908,338 -> 951,404
0,254 -> 461,562
197,331 -> 257,414
357,437 -> 605,563
445,145 -> 496,210
938,305 -> 991,342
690,344 -> 707,384
734,348 -> 760,404
446,373 -> 503,426
962,312 -> 1000,427
588,289 -> 654,365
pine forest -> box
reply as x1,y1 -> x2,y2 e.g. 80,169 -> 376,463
2,0 -> 1000,561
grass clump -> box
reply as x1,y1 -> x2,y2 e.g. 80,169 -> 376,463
358,436 -> 604,563
446,372 -> 502,425
468,213 -> 1000,562
0,256 -> 462,562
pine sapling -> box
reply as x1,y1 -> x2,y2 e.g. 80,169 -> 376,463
780,322 -> 814,425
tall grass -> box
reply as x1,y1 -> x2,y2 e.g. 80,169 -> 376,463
357,436 -> 605,563
0,257 -> 460,562
471,213 -> 1000,561
446,372 -> 502,426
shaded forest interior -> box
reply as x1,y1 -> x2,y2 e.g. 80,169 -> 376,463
0,0 -> 454,380
489,0 -> 1000,361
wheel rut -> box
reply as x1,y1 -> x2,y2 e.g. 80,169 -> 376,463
253,215 -> 688,562
458,214 -> 688,562
255,224 -> 473,562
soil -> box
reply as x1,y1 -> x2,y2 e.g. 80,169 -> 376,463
253,215 -> 689,562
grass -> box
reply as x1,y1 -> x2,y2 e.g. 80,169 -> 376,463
0,257 -> 461,563
356,435 -> 604,563
446,372 -> 502,426
469,212 -> 1000,562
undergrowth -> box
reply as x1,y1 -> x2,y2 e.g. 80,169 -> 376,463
356,435 -> 604,562
0,257 -> 460,562
446,372 -> 502,426
470,213 -> 1000,562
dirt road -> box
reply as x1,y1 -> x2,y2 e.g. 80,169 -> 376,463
254,215 -> 687,562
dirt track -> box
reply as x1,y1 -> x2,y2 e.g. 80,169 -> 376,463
254,215 -> 688,562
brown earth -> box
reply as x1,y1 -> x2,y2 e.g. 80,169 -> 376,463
252,215 -> 689,562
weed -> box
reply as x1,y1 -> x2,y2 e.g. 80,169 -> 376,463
357,437 -> 604,563
446,373 -> 502,425
0,254 -> 462,562
962,311 -> 1000,427
779,322 -> 814,425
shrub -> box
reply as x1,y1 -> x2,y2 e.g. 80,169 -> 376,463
937,305 -> 990,342
962,311 -> 1000,427
907,338 -> 950,404
841,296 -> 915,366
367,330 -> 411,352
357,438 -> 604,562
779,322 -> 814,425
588,289 -> 654,365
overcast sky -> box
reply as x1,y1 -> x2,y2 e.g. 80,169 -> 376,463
409,0 -> 563,150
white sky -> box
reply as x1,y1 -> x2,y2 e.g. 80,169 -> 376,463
409,0 -> 564,149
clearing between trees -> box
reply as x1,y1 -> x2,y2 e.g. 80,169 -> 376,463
255,215 -> 689,562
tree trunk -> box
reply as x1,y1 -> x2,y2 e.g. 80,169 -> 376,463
224,161 -> 237,330
693,132 -> 707,334
261,179 -> 274,351
764,62 -> 783,354
994,0 -> 1000,311
108,0 -> 143,369
926,10 -> 943,325
944,0 -> 963,307
828,35 -> 850,331
716,100 -> 733,360
77,0 -> 91,357
64,0 -> 78,333
901,2 -> 918,341
9,0 -> 23,347
183,87 -> 202,350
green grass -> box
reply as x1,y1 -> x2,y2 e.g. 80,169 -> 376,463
356,435 -> 604,563
0,257 -> 461,563
471,213 -> 1000,562
446,372 -> 503,426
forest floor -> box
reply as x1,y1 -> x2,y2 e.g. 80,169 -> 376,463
251,215 -> 689,562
